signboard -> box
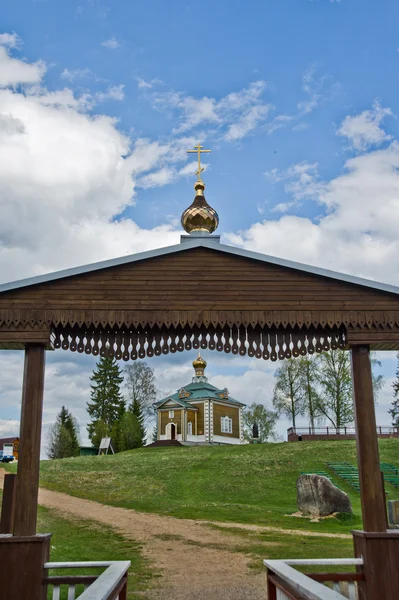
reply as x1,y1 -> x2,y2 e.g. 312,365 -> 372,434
99,437 -> 111,450
98,437 -> 114,455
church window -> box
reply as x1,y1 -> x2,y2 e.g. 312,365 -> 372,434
221,416 -> 232,434
187,422 -> 193,435
169,410 -> 174,418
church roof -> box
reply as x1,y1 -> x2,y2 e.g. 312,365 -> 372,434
155,380 -> 245,408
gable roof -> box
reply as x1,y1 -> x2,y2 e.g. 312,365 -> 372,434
0,236 -> 398,296
155,396 -> 196,409
155,380 -> 245,408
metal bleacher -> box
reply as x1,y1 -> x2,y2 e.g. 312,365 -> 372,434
327,462 -> 399,493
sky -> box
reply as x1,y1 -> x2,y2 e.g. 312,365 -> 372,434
1,0 -> 399,451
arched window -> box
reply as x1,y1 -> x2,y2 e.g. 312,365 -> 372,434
221,416 -> 232,434
187,422 -> 193,435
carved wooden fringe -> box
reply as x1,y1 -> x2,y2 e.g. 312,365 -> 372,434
51,325 -> 346,362
1,309 -> 399,331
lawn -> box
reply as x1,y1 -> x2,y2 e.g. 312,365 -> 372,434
37,504 -> 154,599
25,438 -> 399,535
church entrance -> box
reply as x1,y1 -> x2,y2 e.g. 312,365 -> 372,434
166,423 -> 176,440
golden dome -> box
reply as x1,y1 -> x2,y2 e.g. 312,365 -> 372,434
193,352 -> 207,370
181,180 -> 219,234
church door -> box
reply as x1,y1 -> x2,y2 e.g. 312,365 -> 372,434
170,424 -> 176,440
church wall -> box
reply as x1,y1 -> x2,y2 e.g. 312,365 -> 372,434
190,402 -> 205,435
160,409 -> 182,435
186,409 -> 197,434
213,403 -> 240,438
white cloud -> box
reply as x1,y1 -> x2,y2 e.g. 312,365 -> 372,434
0,46 -> 45,87
297,67 -> 324,114
101,37 -> 120,50
337,101 -> 392,151
95,83 -> 125,103
0,47 -> 187,283
0,420 -> 20,438
228,136 -> 399,284
139,167 -> 175,188
152,81 -> 271,140
61,67 -> 95,82
267,66 -> 335,134
224,104 -> 271,141
137,77 -> 162,90
137,159 -> 207,189
266,162 -> 324,201
0,32 -> 21,49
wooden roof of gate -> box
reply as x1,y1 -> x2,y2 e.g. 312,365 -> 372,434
0,238 -> 399,353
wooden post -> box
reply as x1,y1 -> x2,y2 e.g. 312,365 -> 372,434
0,533 -> 51,599
351,344 -> 387,531
0,473 -> 17,533
13,344 -> 46,536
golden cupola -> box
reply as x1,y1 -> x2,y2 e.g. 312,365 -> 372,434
181,144 -> 219,235
192,352 -> 208,382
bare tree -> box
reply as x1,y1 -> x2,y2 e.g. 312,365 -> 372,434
273,359 -> 305,428
297,356 -> 323,430
124,361 -> 157,424
316,349 -> 383,428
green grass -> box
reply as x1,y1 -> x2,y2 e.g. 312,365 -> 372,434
11,439 -> 399,535
36,505 -> 155,599
206,526 -> 355,572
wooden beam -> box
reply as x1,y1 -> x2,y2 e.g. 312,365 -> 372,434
0,474 -> 16,534
13,344 -> 46,536
351,345 -> 387,532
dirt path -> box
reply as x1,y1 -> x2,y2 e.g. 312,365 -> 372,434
38,487 -> 268,599
0,470 -> 349,599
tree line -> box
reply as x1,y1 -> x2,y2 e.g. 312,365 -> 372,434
242,349 -> 385,442
47,349 -> 399,458
272,349 -> 383,430
47,357 -> 158,459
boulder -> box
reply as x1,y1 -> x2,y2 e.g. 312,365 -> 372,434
297,474 -> 352,517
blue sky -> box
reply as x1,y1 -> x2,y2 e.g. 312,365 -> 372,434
4,0 -> 399,234
1,0 -> 399,447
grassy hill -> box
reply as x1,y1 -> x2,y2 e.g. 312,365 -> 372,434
32,439 -> 399,534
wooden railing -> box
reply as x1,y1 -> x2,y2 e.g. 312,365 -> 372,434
287,425 -> 399,437
44,560 -> 130,600
264,558 -> 364,600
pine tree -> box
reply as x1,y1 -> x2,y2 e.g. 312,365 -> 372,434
87,357 -> 125,443
389,353 -> 399,426
152,424 -> 158,442
59,405 -> 80,455
47,406 -> 80,459
130,398 -> 146,447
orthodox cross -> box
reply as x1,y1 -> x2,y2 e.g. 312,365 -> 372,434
187,143 -> 211,181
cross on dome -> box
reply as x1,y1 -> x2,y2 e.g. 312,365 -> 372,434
181,144 -> 219,235
187,143 -> 211,181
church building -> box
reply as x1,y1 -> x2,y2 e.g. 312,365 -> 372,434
154,355 -> 246,445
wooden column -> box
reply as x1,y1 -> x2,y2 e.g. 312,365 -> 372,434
0,473 -> 17,533
350,345 -> 387,532
13,344 -> 46,536
0,534 -> 51,599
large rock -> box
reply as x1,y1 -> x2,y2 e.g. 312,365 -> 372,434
297,474 -> 352,517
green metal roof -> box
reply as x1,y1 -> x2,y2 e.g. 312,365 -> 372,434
156,396 -> 194,409
155,380 -> 246,408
